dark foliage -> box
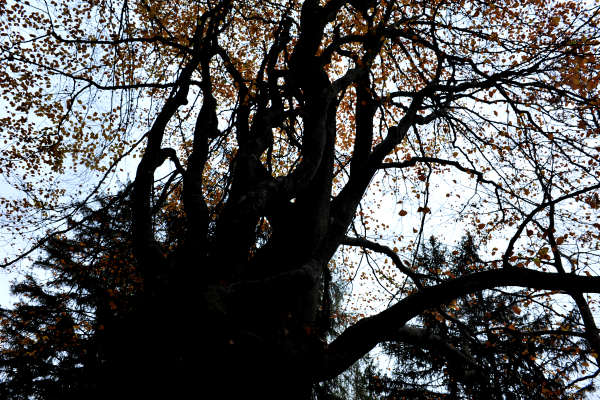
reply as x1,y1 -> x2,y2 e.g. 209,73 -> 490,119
0,193 -> 146,399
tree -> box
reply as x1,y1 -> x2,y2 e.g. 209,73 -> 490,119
0,191 -> 145,399
2,0 -> 600,398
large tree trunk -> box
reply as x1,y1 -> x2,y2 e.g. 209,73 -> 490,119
92,285 -> 321,399
109,253 -> 326,399
191,263 -> 323,399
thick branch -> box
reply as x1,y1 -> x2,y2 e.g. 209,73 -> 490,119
132,3 -> 231,277
182,54 -> 217,251
132,54 -> 202,271
318,269 -> 600,380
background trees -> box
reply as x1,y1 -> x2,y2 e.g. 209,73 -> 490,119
0,192 -> 142,399
2,0 -> 600,398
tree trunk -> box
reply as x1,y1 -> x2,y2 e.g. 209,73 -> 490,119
99,253 -> 326,399
193,276 -> 322,399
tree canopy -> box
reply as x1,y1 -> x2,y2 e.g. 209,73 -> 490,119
2,0 -> 600,398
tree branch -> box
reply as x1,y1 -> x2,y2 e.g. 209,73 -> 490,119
378,156 -> 497,186
318,269 -> 600,380
342,236 -> 424,288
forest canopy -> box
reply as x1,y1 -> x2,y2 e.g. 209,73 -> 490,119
1,0 -> 600,398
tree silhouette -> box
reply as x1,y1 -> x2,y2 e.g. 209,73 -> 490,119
1,0 -> 600,398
